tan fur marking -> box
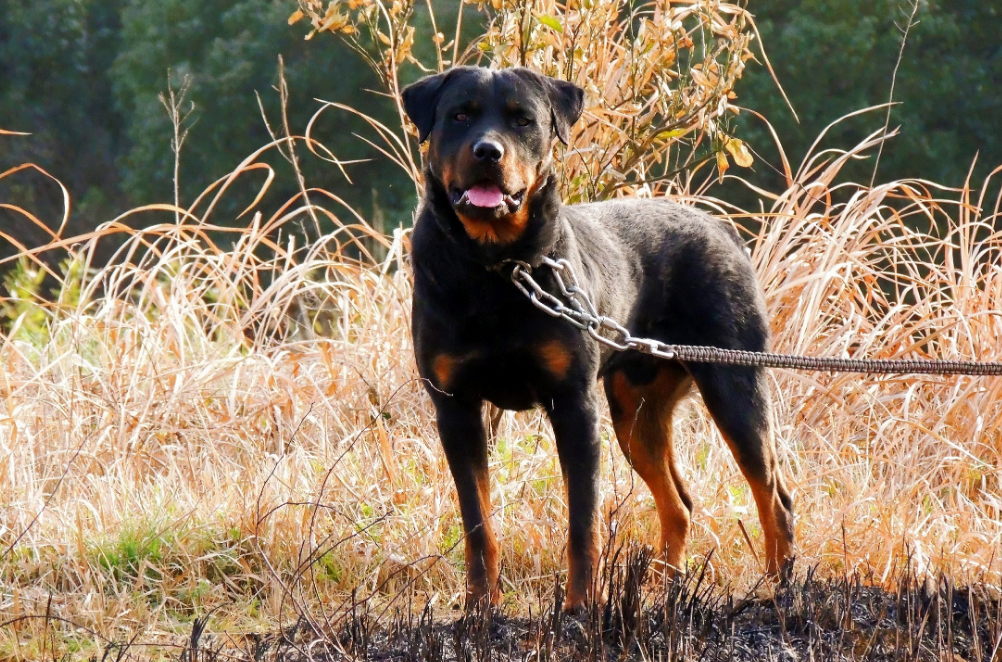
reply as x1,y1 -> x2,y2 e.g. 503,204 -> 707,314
466,462 -> 501,604
446,154 -> 542,245
440,160 -> 454,191
455,213 -> 529,245
433,354 -> 458,388
608,368 -> 693,574
717,430 -> 794,576
563,512 -> 603,610
537,339 -> 573,379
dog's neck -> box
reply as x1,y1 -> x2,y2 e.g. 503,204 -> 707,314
423,169 -> 565,270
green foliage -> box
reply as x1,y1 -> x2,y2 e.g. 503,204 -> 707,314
734,0 -> 1002,191
440,522 -> 464,560
1,256 -> 85,342
111,0 -> 407,219
317,550 -> 345,584
1,258 -> 48,341
0,0 -> 124,253
91,522 -> 168,586
0,0 -> 416,258
1,0 -> 999,255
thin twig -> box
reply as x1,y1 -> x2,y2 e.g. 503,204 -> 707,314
871,0 -> 921,188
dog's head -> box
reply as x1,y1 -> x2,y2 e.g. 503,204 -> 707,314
402,67 -> 583,245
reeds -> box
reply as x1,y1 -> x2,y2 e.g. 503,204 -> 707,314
2,1 -> 1002,658
2,120 -> 1002,659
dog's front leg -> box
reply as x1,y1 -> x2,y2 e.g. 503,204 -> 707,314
547,387 -> 603,610
432,394 -> 500,606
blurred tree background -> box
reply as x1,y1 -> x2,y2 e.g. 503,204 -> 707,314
0,0 -> 426,267
1,0 -> 1000,269
729,0 -> 1002,204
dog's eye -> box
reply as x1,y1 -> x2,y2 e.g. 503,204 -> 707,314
515,117 -> 533,127
453,113 -> 468,122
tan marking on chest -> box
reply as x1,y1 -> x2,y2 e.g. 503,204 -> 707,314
456,213 -> 530,245
537,339 -> 573,380
433,354 -> 460,388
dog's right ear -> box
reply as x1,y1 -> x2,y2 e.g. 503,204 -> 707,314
401,71 -> 453,143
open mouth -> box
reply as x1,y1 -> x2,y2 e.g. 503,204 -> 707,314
450,184 -> 525,213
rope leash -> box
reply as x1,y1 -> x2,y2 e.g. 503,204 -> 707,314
503,256 -> 1002,377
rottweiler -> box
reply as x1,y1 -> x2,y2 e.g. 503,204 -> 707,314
402,66 -> 794,609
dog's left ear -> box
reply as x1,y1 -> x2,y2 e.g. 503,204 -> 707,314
543,78 -> 584,145
511,69 -> 584,145
401,71 -> 453,143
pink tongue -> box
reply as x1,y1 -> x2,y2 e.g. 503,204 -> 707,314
466,184 -> 504,208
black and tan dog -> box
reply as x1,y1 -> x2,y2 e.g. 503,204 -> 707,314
402,66 -> 794,610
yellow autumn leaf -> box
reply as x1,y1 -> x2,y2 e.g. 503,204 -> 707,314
656,128 -> 686,141
288,8 -> 304,25
716,150 -> 729,180
320,7 -> 349,32
724,138 -> 753,168
689,67 -> 712,89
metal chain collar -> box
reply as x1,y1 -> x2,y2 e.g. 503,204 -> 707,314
504,256 -> 1002,377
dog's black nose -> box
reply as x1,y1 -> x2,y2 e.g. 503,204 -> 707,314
472,139 -> 504,162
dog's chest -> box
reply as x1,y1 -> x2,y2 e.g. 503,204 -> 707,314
437,336 -> 579,411
457,348 -> 553,411
416,274 -> 579,410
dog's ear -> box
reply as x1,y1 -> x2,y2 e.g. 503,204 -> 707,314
401,71 -> 453,143
544,78 -> 584,145
511,69 -> 584,145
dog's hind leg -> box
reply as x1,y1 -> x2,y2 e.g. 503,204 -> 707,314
689,363 -> 795,577
604,361 -> 694,574
432,395 -> 500,605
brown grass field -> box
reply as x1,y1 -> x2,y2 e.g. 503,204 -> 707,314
3,1 -> 1002,659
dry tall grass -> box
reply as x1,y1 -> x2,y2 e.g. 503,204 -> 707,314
2,1 -> 1002,659
3,127 -> 1002,659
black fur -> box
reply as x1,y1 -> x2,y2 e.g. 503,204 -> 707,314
403,66 -> 794,609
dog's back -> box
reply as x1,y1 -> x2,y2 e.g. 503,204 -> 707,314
557,198 -> 769,358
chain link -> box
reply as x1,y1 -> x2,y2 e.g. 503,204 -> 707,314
503,256 -> 1002,377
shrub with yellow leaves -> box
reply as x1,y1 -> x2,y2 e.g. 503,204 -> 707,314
292,0 -> 760,201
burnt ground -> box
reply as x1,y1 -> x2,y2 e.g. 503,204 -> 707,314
65,548 -> 1001,661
